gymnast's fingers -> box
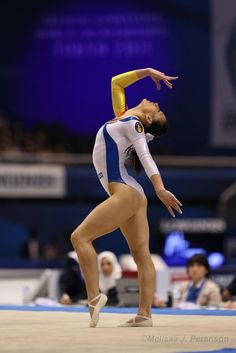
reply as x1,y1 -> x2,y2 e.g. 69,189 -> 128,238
163,79 -> 173,89
167,205 -> 175,218
165,75 -> 179,81
172,202 -> 182,214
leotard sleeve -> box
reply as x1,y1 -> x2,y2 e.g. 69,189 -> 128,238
111,70 -> 139,116
122,118 -> 160,178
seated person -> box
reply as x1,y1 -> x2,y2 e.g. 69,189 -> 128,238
59,251 -> 86,305
222,277 -> 236,301
222,277 -> 236,309
97,251 -> 122,306
176,253 -> 221,308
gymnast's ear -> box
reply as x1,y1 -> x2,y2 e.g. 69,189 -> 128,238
144,114 -> 153,125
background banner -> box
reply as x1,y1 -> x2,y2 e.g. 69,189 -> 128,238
0,165 -> 66,198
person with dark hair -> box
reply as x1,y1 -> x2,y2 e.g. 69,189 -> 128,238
187,253 -> 211,278
223,277 -> 236,300
176,254 -> 221,308
21,226 -> 43,260
71,68 -> 182,328
222,277 -> 236,308
59,251 -> 86,305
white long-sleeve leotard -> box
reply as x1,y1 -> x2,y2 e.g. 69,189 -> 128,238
92,115 -> 159,197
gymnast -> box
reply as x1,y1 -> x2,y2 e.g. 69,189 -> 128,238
71,67 -> 182,327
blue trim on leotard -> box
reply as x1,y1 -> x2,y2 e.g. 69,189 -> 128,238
103,124 -> 125,183
119,116 -> 139,122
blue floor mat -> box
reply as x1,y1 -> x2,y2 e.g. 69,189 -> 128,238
179,349 -> 236,353
0,305 -> 236,316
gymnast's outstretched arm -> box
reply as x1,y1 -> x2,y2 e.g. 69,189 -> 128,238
111,68 -> 178,116
111,69 -> 150,116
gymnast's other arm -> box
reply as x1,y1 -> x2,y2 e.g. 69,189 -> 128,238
111,68 -> 178,117
138,141 -> 182,218
150,174 -> 182,218
125,121 -> 182,218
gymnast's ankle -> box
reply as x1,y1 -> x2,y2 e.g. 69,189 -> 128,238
137,311 -> 151,318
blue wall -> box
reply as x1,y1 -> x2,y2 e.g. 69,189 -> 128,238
0,0 -> 220,155
0,164 -> 235,260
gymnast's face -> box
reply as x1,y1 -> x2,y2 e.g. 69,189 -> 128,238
139,99 -> 167,137
101,257 -> 113,277
140,98 -> 166,122
140,98 -> 159,114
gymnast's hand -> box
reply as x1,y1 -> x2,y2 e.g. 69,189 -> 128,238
156,189 -> 183,218
149,68 -> 178,91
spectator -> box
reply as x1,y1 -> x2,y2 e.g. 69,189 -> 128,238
43,237 -> 61,261
222,277 -> 236,301
97,251 -> 122,306
222,277 -> 236,309
0,110 -> 94,154
59,251 -> 86,305
21,227 -> 43,260
175,254 -> 221,308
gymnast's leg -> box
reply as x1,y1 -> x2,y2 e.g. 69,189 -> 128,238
70,182 -> 144,313
119,196 -> 156,324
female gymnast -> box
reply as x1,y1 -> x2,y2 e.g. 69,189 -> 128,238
71,67 -> 183,327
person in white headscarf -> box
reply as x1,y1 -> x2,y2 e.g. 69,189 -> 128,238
97,251 -> 122,306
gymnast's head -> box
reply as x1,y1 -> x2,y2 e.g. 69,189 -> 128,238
137,98 -> 168,137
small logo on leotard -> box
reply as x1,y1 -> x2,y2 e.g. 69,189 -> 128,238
98,172 -> 103,179
135,121 -> 143,133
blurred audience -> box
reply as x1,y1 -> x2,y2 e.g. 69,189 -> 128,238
175,254 -> 221,308
0,109 -> 92,154
59,251 -> 86,305
59,250 -> 122,306
43,238 -> 61,261
98,251 -> 122,306
21,227 -> 44,260
222,277 -> 236,309
21,227 -> 66,263
222,277 -> 236,301
153,254 -> 222,308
